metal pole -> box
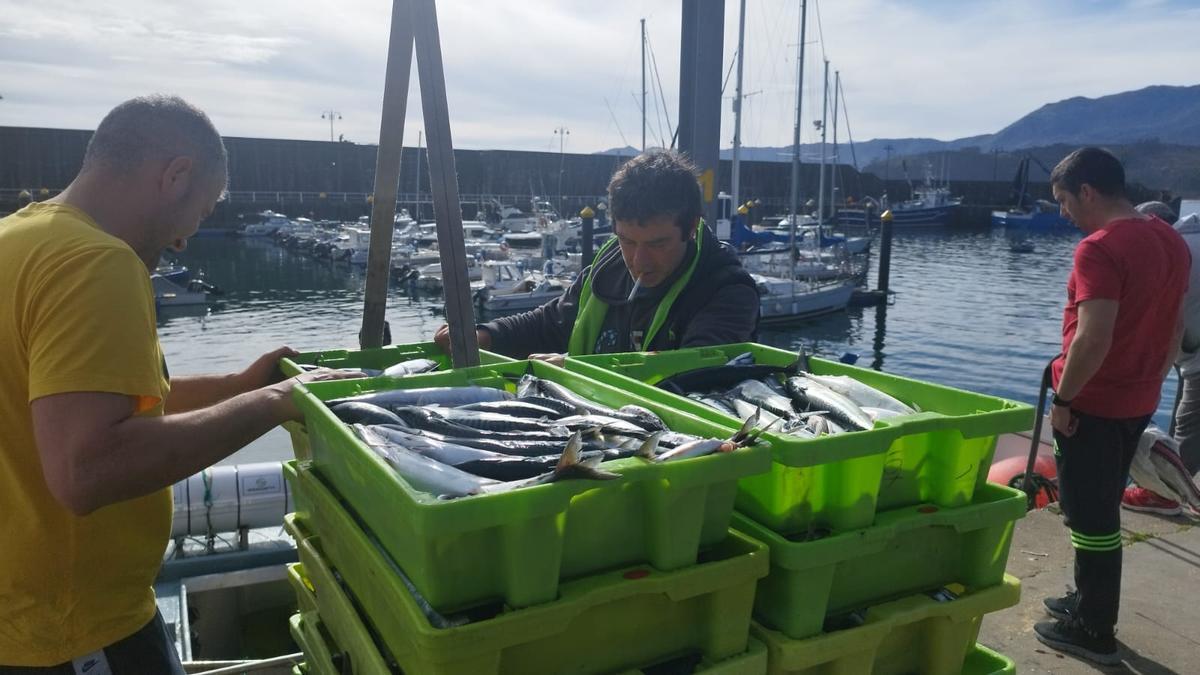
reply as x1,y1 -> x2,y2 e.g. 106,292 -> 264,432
641,18 -> 647,152
877,210 -> 894,295
831,70 -> 839,220
580,206 -> 595,267
413,0 -> 479,367
731,0 -> 746,213
415,130 -> 423,220
677,9 -> 697,155
359,1 -> 414,349
555,126 -> 569,216
787,0 -> 807,282
817,59 -> 828,230
681,0 -> 725,233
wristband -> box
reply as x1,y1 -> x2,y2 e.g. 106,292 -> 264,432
1052,393 -> 1072,407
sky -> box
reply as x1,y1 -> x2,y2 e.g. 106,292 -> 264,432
1,0 -> 1197,155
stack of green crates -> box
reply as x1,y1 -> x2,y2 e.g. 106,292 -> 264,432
565,343 -> 1034,674
284,355 -> 780,673
278,342 -> 512,459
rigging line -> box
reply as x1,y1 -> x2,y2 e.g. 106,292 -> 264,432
646,63 -> 666,149
721,50 -> 738,96
604,96 -> 631,149
644,28 -> 666,147
645,28 -> 675,146
837,78 -> 859,171
813,0 -> 828,62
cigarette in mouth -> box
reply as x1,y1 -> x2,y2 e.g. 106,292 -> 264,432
626,275 -> 642,302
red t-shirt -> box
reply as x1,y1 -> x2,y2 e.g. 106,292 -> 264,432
1052,216 -> 1189,418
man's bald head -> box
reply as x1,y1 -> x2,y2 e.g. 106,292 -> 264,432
82,95 -> 227,192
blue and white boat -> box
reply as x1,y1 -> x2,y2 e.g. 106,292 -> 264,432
990,157 -> 1073,230
991,200 -> 1072,230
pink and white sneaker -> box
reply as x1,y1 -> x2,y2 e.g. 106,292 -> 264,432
1121,487 -> 1182,516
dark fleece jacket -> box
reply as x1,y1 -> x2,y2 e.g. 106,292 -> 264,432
482,226 -> 760,357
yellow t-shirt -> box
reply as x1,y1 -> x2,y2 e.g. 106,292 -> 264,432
0,203 -> 172,666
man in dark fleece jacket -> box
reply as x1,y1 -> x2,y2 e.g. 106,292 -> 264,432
434,150 -> 760,360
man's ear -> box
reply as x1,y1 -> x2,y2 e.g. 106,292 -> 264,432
160,156 -> 194,201
1078,183 -> 1095,204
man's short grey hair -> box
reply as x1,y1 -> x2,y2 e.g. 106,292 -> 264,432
1135,201 -> 1178,224
82,95 -> 228,190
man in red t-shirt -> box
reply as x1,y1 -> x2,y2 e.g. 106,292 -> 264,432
1035,147 -> 1189,665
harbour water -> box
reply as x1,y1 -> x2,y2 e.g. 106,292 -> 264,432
163,229 -> 1181,466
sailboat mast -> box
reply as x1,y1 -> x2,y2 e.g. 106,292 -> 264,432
817,59 -> 829,229
731,0 -> 746,215
641,18 -> 647,152
831,70 -> 840,222
414,130 -> 423,220
787,0 -> 807,283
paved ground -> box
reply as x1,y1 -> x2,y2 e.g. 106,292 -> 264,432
978,505 -> 1200,674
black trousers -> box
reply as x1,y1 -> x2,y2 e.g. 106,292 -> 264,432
0,610 -> 184,674
1053,410 -> 1151,634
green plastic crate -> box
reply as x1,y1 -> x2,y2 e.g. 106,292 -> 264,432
962,644 -> 1014,675
294,360 -> 771,612
280,341 -> 513,460
752,576 -> 1020,675
566,343 -> 1033,535
285,464 -> 768,675
279,341 -> 514,377
734,482 -> 1024,639
288,561 -> 395,675
288,613 -> 341,675
288,564 -> 318,616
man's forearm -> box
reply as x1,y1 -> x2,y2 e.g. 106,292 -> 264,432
1057,332 -> 1112,400
167,374 -> 248,413
77,388 -> 289,513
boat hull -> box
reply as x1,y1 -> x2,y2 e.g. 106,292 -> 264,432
757,280 -> 855,323
992,209 -> 1073,231
836,204 -> 958,227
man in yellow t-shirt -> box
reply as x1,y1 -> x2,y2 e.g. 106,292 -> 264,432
0,96 -> 349,672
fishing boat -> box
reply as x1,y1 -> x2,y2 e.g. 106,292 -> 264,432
837,164 -> 962,227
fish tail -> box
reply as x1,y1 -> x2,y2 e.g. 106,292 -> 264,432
637,432 -> 662,459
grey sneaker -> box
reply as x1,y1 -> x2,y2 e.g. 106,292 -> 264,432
1042,589 -> 1077,622
1034,618 -> 1120,666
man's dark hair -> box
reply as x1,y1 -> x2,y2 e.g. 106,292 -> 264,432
1049,147 -> 1126,198
82,94 -> 228,191
607,150 -> 702,238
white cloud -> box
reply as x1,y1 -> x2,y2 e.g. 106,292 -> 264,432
0,0 -> 1196,153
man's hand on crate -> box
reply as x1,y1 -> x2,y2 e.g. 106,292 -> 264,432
433,323 -> 491,355
270,367 -> 365,422
528,353 -> 566,367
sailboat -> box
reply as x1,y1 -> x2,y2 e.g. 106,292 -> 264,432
745,0 -> 854,322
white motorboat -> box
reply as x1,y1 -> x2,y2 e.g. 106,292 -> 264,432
239,210 -> 291,237
753,274 -> 855,323
471,261 -> 570,314
153,273 -> 209,308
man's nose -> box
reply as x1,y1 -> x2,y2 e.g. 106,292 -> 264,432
630,246 -> 648,270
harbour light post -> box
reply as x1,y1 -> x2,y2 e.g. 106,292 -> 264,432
555,125 -> 570,216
